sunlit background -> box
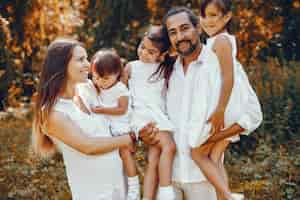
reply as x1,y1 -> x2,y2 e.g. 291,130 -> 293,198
0,0 -> 299,199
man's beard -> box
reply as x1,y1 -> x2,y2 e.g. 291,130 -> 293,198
175,40 -> 198,56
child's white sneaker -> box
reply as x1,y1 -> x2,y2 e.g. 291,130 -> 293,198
157,186 -> 175,200
231,193 -> 244,200
127,176 -> 140,200
127,191 -> 140,200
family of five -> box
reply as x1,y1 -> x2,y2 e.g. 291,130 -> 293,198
32,2 -> 262,200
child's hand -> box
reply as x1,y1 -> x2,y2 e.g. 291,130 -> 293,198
207,109 -> 225,135
91,106 -> 103,113
138,122 -> 159,145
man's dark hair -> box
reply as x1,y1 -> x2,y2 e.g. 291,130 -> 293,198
152,7 -> 199,91
162,6 -> 199,30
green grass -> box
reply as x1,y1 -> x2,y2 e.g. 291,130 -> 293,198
0,117 -> 299,199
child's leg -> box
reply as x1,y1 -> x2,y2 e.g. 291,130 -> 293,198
119,147 -> 140,200
143,146 -> 161,200
154,131 -> 176,200
120,147 -> 138,177
210,140 -> 230,185
156,131 -> 176,186
209,140 -> 230,200
191,144 -> 232,200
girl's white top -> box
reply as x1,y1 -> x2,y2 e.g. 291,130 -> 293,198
128,60 -> 174,132
98,81 -> 131,135
128,60 -> 165,110
77,80 -> 131,136
51,97 -> 125,200
188,32 -> 263,147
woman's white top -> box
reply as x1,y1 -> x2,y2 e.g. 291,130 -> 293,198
128,60 -> 174,132
52,97 -> 125,200
187,33 -> 263,147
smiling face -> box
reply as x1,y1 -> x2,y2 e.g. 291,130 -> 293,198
165,12 -> 200,57
67,45 -> 90,84
200,2 -> 232,37
137,37 -> 162,63
92,72 -> 118,90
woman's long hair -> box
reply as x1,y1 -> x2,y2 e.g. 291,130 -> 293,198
32,38 -> 82,158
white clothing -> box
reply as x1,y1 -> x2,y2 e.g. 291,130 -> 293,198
77,81 -> 131,136
52,97 -> 125,200
188,32 -> 263,146
166,46 -> 209,183
98,82 -> 131,136
128,60 -> 174,133
206,32 -> 263,136
173,181 -> 217,200
76,80 -> 101,111
166,44 -> 262,183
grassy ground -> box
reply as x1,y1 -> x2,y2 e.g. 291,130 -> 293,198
0,117 -> 299,200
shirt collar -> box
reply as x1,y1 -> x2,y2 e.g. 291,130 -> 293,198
174,44 -> 206,71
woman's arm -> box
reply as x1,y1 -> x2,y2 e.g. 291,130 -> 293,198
91,96 -> 128,115
208,36 -> 234,135
47,111 -> 132,155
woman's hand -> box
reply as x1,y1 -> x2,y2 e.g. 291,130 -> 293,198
138,122 -> 160,145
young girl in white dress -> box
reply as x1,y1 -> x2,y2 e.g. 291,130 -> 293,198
77,49 -> 140,200
123,26 -> 177,200
189,0 -> 263,199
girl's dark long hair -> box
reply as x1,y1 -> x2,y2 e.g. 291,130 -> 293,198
150,53 -> 176,90
146,25 -> 177,90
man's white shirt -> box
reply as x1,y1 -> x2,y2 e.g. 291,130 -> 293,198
166,44 -> 262,183
166,45 -> 210,183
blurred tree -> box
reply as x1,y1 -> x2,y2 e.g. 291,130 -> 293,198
0,16 -> 14,110
235,0 -> 300,63
0,0 -> 299,112
0,0 -> 87,109
80,0 -> 150,60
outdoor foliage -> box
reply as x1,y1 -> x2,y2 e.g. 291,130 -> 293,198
0,0 -> 299,199
0,0 -> 299,141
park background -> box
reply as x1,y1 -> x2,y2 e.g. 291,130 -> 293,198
0,0 -> 299,199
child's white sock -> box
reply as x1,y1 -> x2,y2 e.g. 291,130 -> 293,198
157,185 -> 175,200
127,176 -> 140,200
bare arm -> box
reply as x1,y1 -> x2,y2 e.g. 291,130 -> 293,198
121,63 -> 131,86
214,36 -> 234,111
91,96 -> 128,115
208,36 -> 234,134
47,111 -> 132,155
205,123 -> 244,144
